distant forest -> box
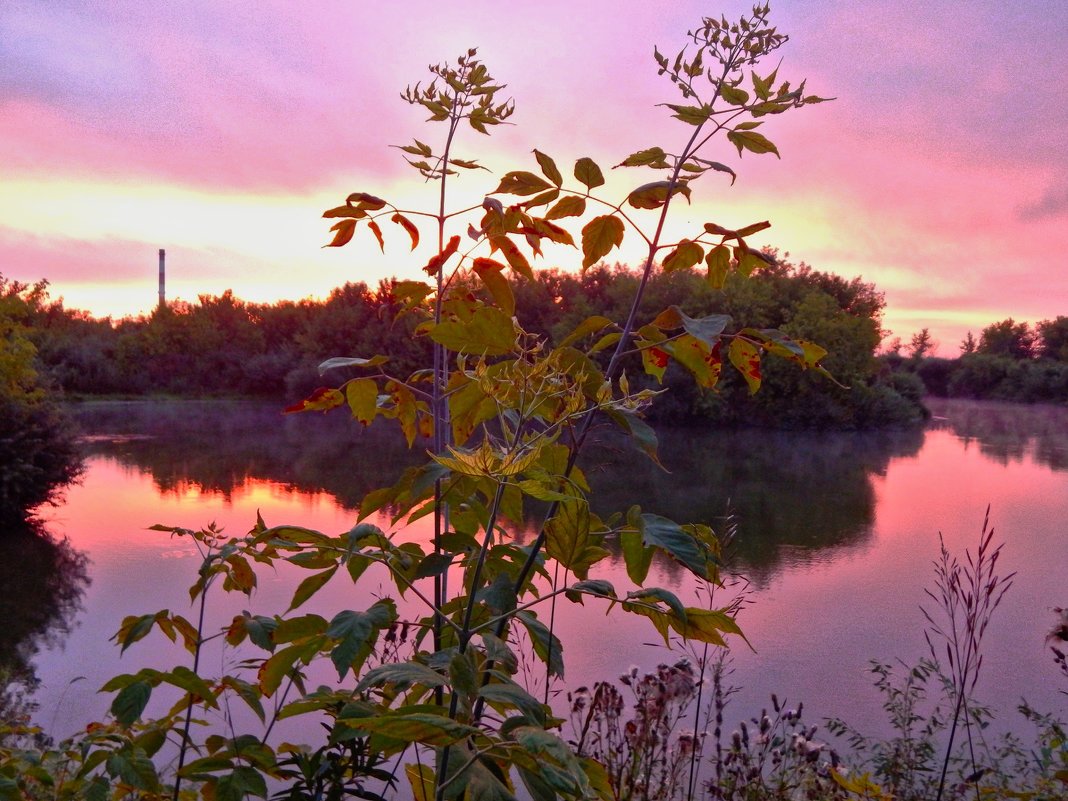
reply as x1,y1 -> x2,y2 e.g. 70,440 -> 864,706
8,259 -> 1061,428
884,317 -> 1068,405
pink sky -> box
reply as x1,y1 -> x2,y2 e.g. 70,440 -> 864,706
2,0 -> 1066,354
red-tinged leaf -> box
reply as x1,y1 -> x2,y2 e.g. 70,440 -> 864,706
284,387 -> 345,414
495,171 -> 553,196
706,245 -> 730,288
728,338 -> 762,393
391,213 -> 419,251
423,235 -> 460,276
672,334 -> 722,389
322,205 -> 366,219
346,192 -> 387,210
367,220 -> 384,253
488,235 -> 533,280
324,219 -> 356,248
727,129 -> 780,158
580,215 -> 624,270
614,147 -> 670,169
661,239 -> 704,272
640,344 -> 670,383
472,258 -> 516,316
627,180 -> 691,210
574,157 -> 605,190
522,217 -> 575,247
533,149 -> 563,186
345,378 -> 378,426
544,196 -> 586,220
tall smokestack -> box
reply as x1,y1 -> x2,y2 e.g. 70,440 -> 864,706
158,248 -> 166,309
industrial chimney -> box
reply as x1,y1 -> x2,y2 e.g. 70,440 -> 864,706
158,249 -> 166,309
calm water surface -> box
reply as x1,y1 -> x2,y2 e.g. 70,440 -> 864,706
9,398 -> 1068,743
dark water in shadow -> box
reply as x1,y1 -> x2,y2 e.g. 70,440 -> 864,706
0,518 -> 89,728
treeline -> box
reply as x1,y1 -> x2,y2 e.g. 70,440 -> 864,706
9,259 -> 924,428
0,278 -> 82,518
886,317 -> 1068,404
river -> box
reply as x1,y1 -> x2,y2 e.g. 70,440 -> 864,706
7,397 -> 1067,748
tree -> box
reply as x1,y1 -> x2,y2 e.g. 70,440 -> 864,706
960,331 -> 977,355
977,318 -> 1036,359
1037,316 -> 1068,361
909,328 -> 936,360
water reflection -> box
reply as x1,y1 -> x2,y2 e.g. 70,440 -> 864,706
927,398 -> 1068,472
583,425 -> 924,582
73,401 -> 928,585
74,400 -> 422,507
0,519 -> 90,726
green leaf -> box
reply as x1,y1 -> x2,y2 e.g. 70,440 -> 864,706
356,662 -> 447,693
114,613 -> 161,654
718,82 -> 750,105
559,315 -> 615,348
429,306 -> 517,356
289,566 -> 338,611
573,157 -> 605,190
627,587 -> 688,624
214,767 -> 268,801
544,196 -> 586,220
162,666 -> 218,707
627,180 -> 691,210
328,600 -> 397,679
318,355 -> 388,373
565,578 -> 616,604
533,149 -> 563,186
111,680 -> 152,727
105,752 -> 159,791
727,129 -> 780,158
614,147 -> 670,169
652,306 -> 731,347
640,513 -> 711,580
495,171 -> 553,196
664,103 -> 711,125
661,240 -> 704,272
621,530 -> 655,585
607,409 -> 662,467
580,215 -> 624,270
516,611 -> 564,678
545,498 -> 608,580
273,614 -> 328,643
471,258 -> 515,316
351,712 -> 481,747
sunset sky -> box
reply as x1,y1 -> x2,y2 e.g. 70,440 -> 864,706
2,1 -> 1066,354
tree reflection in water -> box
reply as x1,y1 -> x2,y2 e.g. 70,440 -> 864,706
927,397 -> 1068,472
0,518 -> 89,734
73,401 -> 929,586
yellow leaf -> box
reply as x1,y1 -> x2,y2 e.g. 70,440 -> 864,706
580,215 -> 624,270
